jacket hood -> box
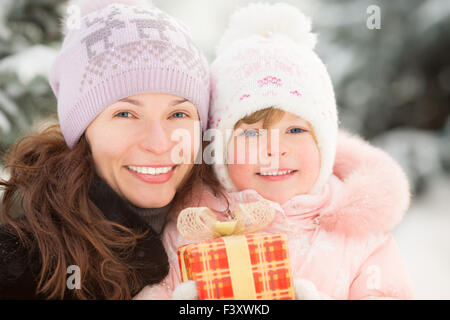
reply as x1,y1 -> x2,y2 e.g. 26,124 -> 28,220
318,130 -> 411,237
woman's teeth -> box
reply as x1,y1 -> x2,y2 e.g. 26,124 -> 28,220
258,170 -> 295,176
127,165 -> 174,175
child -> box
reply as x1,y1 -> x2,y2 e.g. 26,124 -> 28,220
136,3 -> 414,300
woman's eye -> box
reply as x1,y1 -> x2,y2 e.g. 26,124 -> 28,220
243,129 -> 259,137
288,127 -> 305,134
115,111 -> 133,118
171,112 -> 188,118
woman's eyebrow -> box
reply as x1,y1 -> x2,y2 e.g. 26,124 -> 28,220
118,97 -> 143,106
171,98 -> 188,106
117,97 -> 188,106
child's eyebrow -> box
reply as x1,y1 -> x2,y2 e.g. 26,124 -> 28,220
291,122 -> 309,127
288,118 -> 309,126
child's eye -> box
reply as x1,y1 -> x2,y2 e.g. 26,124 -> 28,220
288,127 -> 306,134
171,112 -> 188,119
115,111 -> 134,118
243,129 -> 260,137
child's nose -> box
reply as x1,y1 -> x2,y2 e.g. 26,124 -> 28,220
267,149 -> 288,157
266,139 -> 289,157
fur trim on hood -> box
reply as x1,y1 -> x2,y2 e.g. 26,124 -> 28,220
319,130 -> 411,237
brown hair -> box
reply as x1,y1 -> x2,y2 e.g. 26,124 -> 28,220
234,107 -> 286,130
0,123 -> 227,299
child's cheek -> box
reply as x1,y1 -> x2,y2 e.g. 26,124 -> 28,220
227,164 -> 253,190
227,134 -> 270,190
295,139 -> 321,181
227,136 -> 257,165
227,137 -> 256,190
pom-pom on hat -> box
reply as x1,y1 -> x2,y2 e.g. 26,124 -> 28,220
209,2 -> 338,195
50,0 -> 210,148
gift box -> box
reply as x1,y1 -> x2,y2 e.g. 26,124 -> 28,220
177,233 -> 295,300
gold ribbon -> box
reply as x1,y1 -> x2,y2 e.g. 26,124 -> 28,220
176,199 -> 277,241
179,235 -> 258,299
178,245 -> 190,282
223,235 -> 257,299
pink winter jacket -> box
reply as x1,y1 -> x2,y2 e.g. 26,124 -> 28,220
139,130 -> 414,300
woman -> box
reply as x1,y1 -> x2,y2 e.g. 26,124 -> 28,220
0,0 -> 222,299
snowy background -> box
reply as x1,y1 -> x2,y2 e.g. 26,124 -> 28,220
0,0 -> 449,299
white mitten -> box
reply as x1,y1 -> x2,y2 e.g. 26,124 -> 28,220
172,280 -> 198,300
294,278 -> 322,300
228,189 -> 284,215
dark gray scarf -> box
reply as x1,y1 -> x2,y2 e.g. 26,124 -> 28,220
89,174 -> 172,235
125,201 -> 172,235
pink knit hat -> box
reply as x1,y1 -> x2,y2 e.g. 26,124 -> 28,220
50,0 -> 209,148
209,3 -> 338,194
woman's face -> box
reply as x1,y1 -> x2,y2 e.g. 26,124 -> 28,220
85,92 -> 200,208
227,112 -> 321,204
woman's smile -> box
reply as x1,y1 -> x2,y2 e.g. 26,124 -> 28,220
125,164 -> 178,184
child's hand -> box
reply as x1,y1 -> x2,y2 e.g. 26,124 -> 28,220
172,280 -> 198,300
294,278 -> 321,300
132,283 -> 171,300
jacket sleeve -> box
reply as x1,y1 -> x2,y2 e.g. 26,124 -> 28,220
348,234 -> 414,300
0,227 -> 39,299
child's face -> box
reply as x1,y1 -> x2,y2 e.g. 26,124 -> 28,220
227,112 -> 320,204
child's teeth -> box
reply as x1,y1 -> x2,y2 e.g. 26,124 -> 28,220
260,170 -> 293,176
127,166 -> 173,175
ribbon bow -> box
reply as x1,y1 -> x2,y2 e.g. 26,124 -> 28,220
176,200 -> 277,240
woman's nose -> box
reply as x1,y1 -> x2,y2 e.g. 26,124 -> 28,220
139,121 -> 173,154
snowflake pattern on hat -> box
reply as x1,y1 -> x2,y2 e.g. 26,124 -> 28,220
50,2 -> 210,148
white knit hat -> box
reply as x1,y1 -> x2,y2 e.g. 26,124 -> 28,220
208,2 -> 338,194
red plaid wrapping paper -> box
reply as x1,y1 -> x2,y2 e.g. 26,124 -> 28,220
177,233 -> 295,300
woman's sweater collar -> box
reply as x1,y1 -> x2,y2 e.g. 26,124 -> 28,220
88,174 -> 173,234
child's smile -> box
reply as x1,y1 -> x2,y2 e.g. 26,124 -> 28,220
256,168 -> 298,181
